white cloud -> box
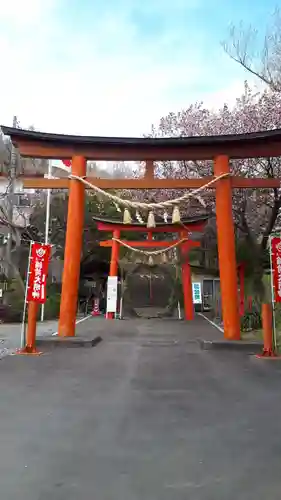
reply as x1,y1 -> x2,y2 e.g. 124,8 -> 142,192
0,0 -> 56,25
0,0 -> 252,137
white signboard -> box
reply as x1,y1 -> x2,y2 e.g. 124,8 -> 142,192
192,282 -> 202,304
106,276 -> 118,313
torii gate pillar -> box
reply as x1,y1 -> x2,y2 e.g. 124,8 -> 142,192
181,233 -> 194,320
215,155 -> 240,340
58,156 -> 86,337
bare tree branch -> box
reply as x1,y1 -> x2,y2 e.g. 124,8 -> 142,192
222,10 -> 281,91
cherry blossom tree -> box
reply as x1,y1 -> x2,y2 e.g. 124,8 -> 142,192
147,82 -> 281,297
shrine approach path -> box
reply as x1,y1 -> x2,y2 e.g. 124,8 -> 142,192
0,316 -> 281,499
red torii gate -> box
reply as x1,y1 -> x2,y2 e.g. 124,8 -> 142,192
95,215 -> 208,320
2,125 -> 281,341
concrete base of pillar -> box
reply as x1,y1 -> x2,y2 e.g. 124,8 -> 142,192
199,339 -> 262,353
36,336 -> 102,349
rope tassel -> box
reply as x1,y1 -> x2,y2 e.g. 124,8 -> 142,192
148,255 -> 154,266
172,206 -> 181,224
163,211 -> 168,223
161,252 -> 168,264
114,202 -> 122,213
123,208 -> 132,224
136,210 -> 144,224
147,211 -> 156,228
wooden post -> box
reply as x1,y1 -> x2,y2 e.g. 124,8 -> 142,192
255,303 -> 279,358
238,263 -> 245,317
107,229 -> 120,319
214,155 -> 240,340
58,156 -> 86,337
261,303 -> 273,353
144,160 -> 154,180
181,238 -> 194,320
25,302 -> 39,352
17,301 -> 41,354
248,296 -> 253,311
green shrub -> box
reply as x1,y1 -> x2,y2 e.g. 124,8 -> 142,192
43,292 -> 61,320
0,280 -> 62,323
241,309 -> 262,332
3,280 -> 25,322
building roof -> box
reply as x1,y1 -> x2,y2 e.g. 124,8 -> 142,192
92,214 -> 210,228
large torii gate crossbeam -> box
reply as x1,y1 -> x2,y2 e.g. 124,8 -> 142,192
2,125 -> 281,341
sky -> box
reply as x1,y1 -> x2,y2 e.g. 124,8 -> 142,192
0,0 -> 279,137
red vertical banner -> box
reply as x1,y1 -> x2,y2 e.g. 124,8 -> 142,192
27,243 -> 51,303
271,237 -> 281,303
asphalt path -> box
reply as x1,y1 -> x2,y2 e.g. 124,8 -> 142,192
0,317 -> 281,499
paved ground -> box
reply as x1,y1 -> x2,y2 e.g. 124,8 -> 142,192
0,316 -> 89,356
1,316 -> 281,499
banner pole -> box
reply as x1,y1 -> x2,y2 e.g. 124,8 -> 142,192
20,240 -> 33,348
41,159 -> 52,322
119,297 -> 123,319
269,235 -> 277,352
177,301 -> 182,320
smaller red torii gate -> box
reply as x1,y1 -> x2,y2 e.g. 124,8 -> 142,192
95,215 -> 208,320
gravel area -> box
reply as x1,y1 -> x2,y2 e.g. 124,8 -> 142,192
0,319 -> 60,357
